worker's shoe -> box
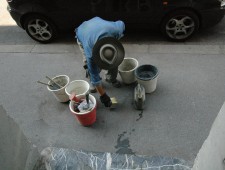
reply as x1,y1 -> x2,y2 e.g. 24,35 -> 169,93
105,79 -> 121,88
89,84 -> 97,93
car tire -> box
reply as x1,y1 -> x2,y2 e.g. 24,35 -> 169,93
24,15 -> 57,43
161,10 -> 199,41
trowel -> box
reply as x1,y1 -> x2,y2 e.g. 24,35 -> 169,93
83,93 -> 90,110
134,84 -> 145,110
37,80 -> 53,87
77,93 -> 94,112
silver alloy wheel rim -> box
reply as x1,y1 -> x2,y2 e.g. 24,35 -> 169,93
27,19 -> 52,41
166,15 -> 195,40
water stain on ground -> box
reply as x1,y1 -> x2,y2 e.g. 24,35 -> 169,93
115,131 -> 135,155
136,110 -> 143,121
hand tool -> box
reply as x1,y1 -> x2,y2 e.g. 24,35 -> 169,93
45,76 -> 62,89
37,80 -> 53,87
83,93 -> 90,110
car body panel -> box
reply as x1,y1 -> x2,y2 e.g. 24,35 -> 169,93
7,0 -> 225,39
7,1 -> 33,28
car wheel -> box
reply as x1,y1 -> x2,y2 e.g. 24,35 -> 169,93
24,15 -> 57,43
161,10 -> 199,41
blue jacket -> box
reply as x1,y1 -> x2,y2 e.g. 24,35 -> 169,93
75,17 -> 125,86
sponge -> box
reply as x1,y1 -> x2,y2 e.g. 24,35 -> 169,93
110,97 -> 118,109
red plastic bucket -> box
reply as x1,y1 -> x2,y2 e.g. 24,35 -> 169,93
69,94 -> 97,126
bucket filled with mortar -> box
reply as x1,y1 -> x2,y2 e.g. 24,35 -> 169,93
135,65 -> 159,93
47,75 -> 70,102
118,58 -> 139,84
69,94 -> 97,126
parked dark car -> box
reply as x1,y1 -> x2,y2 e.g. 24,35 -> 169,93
7,0 -> 225,43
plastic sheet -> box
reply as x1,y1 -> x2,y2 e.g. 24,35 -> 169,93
34,147 -> 192,170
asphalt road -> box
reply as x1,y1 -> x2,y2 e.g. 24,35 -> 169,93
1,0 -> 225,167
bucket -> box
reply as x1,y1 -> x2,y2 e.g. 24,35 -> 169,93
118,58 -> 139,84
65,80 -> 90,99
69,94 -> 97,126
47,75 -> 70,102
135,65 -> 159,93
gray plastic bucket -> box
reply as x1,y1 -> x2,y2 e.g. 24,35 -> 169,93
135,65 -> 159,93
118,58 -> 139,84
47,75 -> 70,102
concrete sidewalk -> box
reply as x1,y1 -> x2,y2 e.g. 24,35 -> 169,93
1,42 -> 225,166
1,0 -> 225,168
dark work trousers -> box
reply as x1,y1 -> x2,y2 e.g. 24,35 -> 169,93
77,39 -> 118,83
105,67 -> 118,83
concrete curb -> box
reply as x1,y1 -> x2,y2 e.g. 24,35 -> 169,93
192,102 -> 225,170
0,44 -> 225,55
0,105 -> 40,170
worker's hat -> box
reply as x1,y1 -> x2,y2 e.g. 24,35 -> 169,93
92,37 -> 125,70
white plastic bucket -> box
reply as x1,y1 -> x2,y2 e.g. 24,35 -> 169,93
135,65 -> 159,93
65,80 -> 90,99
47,75 -> 70,102
118,58 -> 139,84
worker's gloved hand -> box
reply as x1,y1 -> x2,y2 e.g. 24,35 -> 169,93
100,93 -> 112,107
